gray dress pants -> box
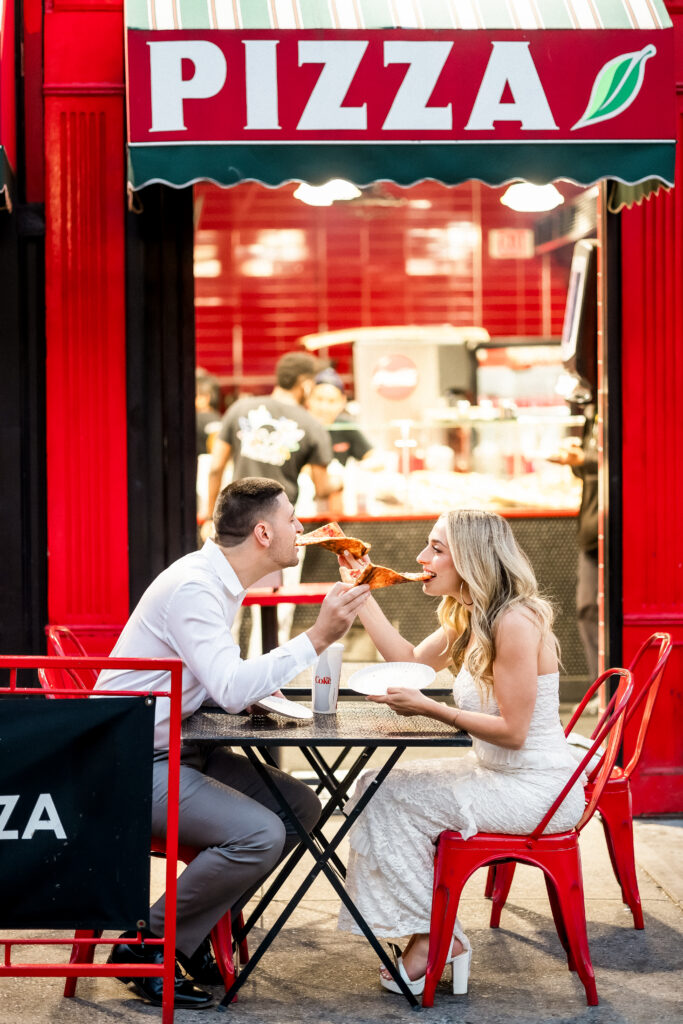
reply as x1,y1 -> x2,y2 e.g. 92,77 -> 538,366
148,744 -> 321,956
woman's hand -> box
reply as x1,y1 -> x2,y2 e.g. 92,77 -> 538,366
368,687 -> 438,718
337,549 -> 371,574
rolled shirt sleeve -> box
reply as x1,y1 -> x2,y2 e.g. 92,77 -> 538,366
165,581 -> 316,714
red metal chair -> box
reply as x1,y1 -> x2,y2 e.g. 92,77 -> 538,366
423,667 -> 632,1009
64,840 -> 249,1000
44,626 -> 99,691
485,633 -> 672,930
35,649 -> 249,999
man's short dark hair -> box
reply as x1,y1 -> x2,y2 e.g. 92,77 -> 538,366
214,478 -> 285,547
276,351 -> 318,390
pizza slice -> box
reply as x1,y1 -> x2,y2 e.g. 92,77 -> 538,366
296,522 -> 345,543
340,562 -> 433,590
296,522 -> 370,558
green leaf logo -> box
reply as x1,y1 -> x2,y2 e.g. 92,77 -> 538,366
571,44 -> 656,131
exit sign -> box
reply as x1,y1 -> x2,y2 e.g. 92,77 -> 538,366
488,229 -> 535,259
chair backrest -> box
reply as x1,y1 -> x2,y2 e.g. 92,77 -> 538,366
37,665 -> 88,698
45,626 -> 99,690
563,632 -> 672,783
530,667 -> 632,840
622,632 -> 672,780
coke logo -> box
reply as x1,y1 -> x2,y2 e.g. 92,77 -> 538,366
371,354 -> 418,400
315,676 -> 331,686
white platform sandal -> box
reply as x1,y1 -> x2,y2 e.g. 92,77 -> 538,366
379,943 -> 426,996
380,927 -> 472,997
449,921 -> 472,994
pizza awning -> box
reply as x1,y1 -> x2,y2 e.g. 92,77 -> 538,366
125,0 -> 676,193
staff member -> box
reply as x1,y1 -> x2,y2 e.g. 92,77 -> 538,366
549,404 -> 598,682
307,368 -> 373,466
204,353 -> 341,535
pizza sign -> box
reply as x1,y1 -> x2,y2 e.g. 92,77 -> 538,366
126,30 -> 674,145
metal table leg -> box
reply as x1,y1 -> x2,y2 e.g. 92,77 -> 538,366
238,744 -> 376,940
219,744 -> 421,1010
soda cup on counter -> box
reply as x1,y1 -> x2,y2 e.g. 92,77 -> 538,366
313,643 -> 344,714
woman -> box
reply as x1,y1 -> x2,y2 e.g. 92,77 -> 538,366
337,510 -> 586,997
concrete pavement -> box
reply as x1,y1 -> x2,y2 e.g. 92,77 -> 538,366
0,811 -> 681,1024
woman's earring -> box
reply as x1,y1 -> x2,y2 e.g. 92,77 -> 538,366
459,582 -> 473,607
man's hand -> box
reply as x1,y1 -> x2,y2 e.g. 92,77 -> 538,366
547,438 -> 585,468
306,582 -> 370,654
245,689 -> 284,715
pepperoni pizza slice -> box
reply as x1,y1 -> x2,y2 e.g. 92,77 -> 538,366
340,563 -> 433,590
296,522 -> 370,558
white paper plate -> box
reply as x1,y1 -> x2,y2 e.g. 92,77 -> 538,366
347,662 -> 436,696
252,696 -> 313,721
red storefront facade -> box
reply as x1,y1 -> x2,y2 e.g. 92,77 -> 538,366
7,0 -> 682,813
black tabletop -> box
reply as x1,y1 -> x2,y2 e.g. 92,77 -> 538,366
182,701 -> 471,748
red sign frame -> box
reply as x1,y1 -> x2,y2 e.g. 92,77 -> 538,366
127,29 -> 675,147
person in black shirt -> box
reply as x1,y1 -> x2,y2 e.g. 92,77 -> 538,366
204,353 -> 341,531
549,405 -> 598,681
307,368 -> 373,466
195,369 -> 222,458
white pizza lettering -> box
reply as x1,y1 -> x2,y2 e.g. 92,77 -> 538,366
465,41 -> 558,131
297,40 -> 369,131
382,41 -> 453,131
0,794 -> 67,840
148,40 -> 228,133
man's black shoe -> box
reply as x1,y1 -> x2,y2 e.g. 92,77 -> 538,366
176,936 -> 224,985
107,931 -> 213,1008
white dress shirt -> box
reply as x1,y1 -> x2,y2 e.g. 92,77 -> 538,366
95,538 -> 317,748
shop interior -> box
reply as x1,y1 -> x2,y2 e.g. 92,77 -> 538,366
193,178 -> 600,693
193,178 -> 598,521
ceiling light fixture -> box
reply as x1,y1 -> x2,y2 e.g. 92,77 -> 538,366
293,179 -> 362,207
500,183 -> 564,213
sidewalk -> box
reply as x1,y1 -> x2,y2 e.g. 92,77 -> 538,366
1,813 -> 681,1024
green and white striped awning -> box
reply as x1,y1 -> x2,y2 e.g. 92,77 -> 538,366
125,0 -> 676,192
127,0 -> 672,32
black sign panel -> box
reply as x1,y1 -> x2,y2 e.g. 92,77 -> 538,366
0,697 -> 154,929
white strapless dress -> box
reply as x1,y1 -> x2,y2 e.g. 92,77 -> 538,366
338,667 -> 585,938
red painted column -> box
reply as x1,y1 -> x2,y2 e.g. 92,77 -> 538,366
44,2 -> 129,625
619,4 -> 683,814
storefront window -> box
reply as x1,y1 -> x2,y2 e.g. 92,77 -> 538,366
194,179 -> 596,520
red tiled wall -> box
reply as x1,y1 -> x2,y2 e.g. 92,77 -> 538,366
194,180 -> 574,398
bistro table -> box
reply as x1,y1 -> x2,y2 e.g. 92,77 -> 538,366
182,699 -> 471,1009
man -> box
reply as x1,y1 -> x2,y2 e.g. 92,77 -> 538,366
204,352 -> 341,530
307,368 -> 373,466
194,368 -> 222,458
550,403 -> 599,681
96,478 -> 369,1008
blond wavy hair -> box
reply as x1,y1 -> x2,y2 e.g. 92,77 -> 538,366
437,510 -> 557,693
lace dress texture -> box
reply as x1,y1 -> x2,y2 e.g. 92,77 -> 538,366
337,667 -> 585,938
